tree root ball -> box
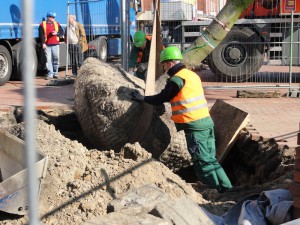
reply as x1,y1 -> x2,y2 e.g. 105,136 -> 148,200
74,58 -> 191,171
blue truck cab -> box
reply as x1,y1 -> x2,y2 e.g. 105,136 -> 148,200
0,0 -> 136,86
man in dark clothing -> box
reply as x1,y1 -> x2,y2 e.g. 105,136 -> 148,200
131,46 -> 232,193
38,11 -> 64,79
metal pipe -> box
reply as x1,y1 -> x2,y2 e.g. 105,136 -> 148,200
121,0 -> 129,71
289,10 -> 294,88
65,1 -> 70,78
22,0 -> 40,224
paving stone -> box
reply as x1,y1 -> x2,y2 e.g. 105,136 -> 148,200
150,196 -> 215,225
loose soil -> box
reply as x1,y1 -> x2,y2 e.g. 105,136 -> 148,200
0,108 -> 295,224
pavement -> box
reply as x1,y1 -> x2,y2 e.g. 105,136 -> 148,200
0,71 -> 74,112
205,89 -> 300,147
0,69 -> 299,148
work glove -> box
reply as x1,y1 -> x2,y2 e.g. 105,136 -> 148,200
136,63 -> 148,73
131,90 -> 144,102
128,68 -> 135,75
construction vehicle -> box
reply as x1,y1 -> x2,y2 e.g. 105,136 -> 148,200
0,0 -> 137,86
0,130 -> 48,215
180,0 -> 300,81
138,0 -> 300,81
204,0 -> 300,81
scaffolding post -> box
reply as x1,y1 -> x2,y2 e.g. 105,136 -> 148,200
289,10 -> 294,89
65,2 -> 70,78
22,0 -> 40,224
121,0 -> 130,71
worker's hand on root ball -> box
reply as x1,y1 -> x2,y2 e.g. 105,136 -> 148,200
128,68 -> 135,75
131,90 -> 144,102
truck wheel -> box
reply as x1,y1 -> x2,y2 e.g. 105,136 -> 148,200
207,27 -> 264,82
15,42 -> 38,80
96,37 -> 107,62
0,46 -> 12,86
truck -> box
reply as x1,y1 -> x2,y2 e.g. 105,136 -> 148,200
0,0 -> 137,86
204,0 -> 300,81
137,0 -> 300,81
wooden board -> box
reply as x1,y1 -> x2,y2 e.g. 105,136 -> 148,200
210,99 -> 250,163
129,0 -> 162,143
236,90 -> 281,98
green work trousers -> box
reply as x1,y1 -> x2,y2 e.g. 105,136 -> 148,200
185,127 -> 232,193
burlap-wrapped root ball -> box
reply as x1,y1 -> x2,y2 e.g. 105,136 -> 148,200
74,58 -> 191,171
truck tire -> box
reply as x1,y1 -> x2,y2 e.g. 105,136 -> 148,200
0,45 -> 12,86
14,42 -> 38,80
96,36 -> 107,62
207,27 -> 264,82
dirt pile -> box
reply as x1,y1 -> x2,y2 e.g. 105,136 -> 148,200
1,119 -> 218,225
0,107 -> 296,224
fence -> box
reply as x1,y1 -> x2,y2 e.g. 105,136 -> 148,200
17,0 -> 135,224
136,0 -> 300,91
65,0 -> 135,77
64,0 -> 300,91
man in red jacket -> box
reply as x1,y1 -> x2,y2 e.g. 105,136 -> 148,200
39,11 -> 64,79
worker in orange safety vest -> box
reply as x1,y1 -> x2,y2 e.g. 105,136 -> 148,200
38,11 -> 64,80
128,31 -> 165,80
131,46 -> 232,193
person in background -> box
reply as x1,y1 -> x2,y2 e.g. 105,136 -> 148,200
39,11 -> 64,80
131,46 -> 232,193
65,14 -> 88,77
128,31 -> 152,80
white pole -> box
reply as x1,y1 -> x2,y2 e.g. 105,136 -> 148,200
22,0 -> 40,224
121,0 -> 129,71
65,1 -> 70,78
289,10 -> 294,87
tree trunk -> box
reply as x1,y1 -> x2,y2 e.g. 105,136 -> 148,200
182,0 -> 255,67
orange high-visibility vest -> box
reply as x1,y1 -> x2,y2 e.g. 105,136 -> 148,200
170,69 -> 210,124
137,36 -> 151,63
42,21 -> 59,42
137,36 -> 165,63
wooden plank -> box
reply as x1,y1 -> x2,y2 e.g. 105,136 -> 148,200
144,0 -> 161,94
237,90 -> 281,98
210,99 -> 250,163
129,0 -> 163,143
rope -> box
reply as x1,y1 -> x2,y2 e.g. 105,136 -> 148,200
183,32 -> 216,54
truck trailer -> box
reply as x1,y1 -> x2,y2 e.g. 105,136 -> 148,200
0,0 -> 137,86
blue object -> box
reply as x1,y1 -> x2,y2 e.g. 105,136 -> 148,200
0,0 -> 137,85
46,11 -> 56,18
